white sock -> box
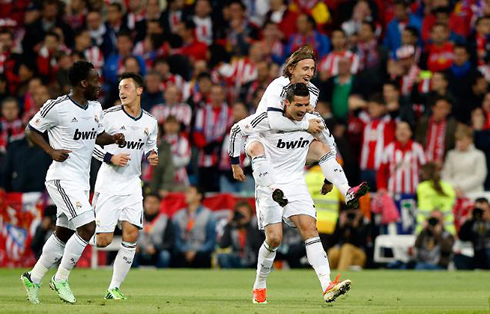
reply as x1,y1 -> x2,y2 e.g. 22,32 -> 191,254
305,237 -> 331,291
252,155 -> 277,191
55,233 -> 88,282
109,241 -> 137,290
30,234 -> 66,284
318,152 -> 350,197
88,235 -> 97,247
253,242 -> 277,290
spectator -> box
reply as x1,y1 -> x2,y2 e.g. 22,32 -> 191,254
192,0 -> 214,46
466,72 -> 489,118
172,186 -> 216,268
286,13 -> 330,59
327,209 -> 367,270
341,0 -> 377,38
37,31 -> 63,83
134,193 -> 175,268
384,0 -> 422,53
224,0 -> 259,57
149,141 -> 176,199
442,124 -> 487,197
257,21 -> 285,65
421,23 -> 454,72
163,115 -> 191,191
151,85 -> 192,131
141,71 -> 164,112
321,56 -> 355,120
73,29 -> 104,73
86,11 -> 109,49
30,205 -> 57,259
411,71 -> 456,113
22,84 -> 50,127
153,58 -> 186,93
416,162 -> 456,235
173,20 -> 208,63
264,0 -> 299,40
383,81 -> 416,126
187,71 -> 212,110
472,102 -> 490,190
218,201 -> 263,268
415,96 -> 457,164
161,0 -> 187,35
414,210 -> 455,270
458,197 -> 490,269
104,2 -> 128,58
390,45 -> 420,98
468,16 -> 490,68
0,97 -> 24,153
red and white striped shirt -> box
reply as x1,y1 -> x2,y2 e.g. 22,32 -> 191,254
160,74 -> 185,92
193,16 -> 213,45
84,46 -> 104,73
377,140 -> 426,194
219,57 -> 257,94
163,133 -> 191,187
0,118 -> 24,153
424,118 -> 447,163
318,50 -> 360,76
399,65 -> 420,96
150,103 -> 192,130
359,113 -> 396,170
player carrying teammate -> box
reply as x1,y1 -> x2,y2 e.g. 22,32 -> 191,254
20,61 -> 125,304
90,72 -> 159,300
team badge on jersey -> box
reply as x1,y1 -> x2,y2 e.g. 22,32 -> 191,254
144,128 -> 149,136
94,115 -> 99,123
75,201 -> 82,210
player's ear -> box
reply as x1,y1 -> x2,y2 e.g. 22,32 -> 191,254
80,80 -> 88,88
137,86 -> 143,96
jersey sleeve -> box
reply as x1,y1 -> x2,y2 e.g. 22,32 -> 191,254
28,100 -> 60,132
144,119 -> 159,156
96,104 -> 105,135
92,145 -> 111,163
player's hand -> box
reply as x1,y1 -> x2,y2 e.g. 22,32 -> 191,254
232,165 -> 246,182
148,151 -> 159,166
321,182 -> 334,195
111,153 -> 131,166
113,133 -> 125,145
49,149 -> 72,162
307,119 -> 324,134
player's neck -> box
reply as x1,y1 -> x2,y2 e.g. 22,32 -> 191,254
123,102 -> 141,118
70,90 -> 88,106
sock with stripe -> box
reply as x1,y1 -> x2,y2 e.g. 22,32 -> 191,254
318,152 -> 350,197
253,241 -> 278,290
55,233 -> 89,282
108,241 -> 137,290
30,234 -> 66,284
305,237 -> 331,291
251,155 -> 277,191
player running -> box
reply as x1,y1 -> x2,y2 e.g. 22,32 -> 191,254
236,46 -> 367,209
20,61 -> 125,304
229,83 -> 354,304
90,72 -> 159,300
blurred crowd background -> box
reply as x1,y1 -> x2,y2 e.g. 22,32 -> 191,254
1,0 -> 490,271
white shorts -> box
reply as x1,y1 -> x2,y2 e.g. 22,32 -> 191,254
255,183 -> 316,230
45,180 -> 95,230
92,189 -> 143,233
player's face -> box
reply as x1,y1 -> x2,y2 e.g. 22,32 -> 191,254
286,95 -> 310,121
119,78 -> 143,106
83,69 -> 101,101
290,59 -> 315,84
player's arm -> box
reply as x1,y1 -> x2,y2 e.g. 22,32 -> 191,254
228,123 -> 246,182
95,107 -> 125,146
144,120 -> 159,166
93,145 -> 130,166
307,113 -> 337,155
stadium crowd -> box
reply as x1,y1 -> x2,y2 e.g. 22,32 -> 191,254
1,0 -> 490,270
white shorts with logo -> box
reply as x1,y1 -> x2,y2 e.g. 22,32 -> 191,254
45,180 -> 95,230
92,189 -> 143,233
255,182 -> 316,230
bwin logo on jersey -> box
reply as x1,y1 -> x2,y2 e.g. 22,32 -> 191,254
119,138 -> 145,150
276,138 -> 310,149
73,128 -> 98,140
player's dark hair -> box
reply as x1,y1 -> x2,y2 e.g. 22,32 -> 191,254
68,61 -> 94,87
285,83 -> 310,103
119,72 -> 145,89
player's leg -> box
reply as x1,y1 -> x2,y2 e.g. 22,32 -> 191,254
90,192 -> 120,248
307,141 -> 368,208
289,214 -> 351,303
246,139 -> 288,207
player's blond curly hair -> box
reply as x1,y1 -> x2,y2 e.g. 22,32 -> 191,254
282,46 -> 317,78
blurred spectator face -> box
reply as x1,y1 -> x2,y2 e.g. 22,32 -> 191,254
263,22 -> 280,41
359,23 -> 375,42
430,25 -> 448,45
130,0 -> 144,12
331,30 -> 347,51
474,200 -> 490,220
119,77 -> 143,106
170,0 -> 185,11
210,85 -> 225,105
290,58 -> 315,84
296,14 -> 311,35
185,186 -> 202,205
1,99 -> 19,122
482,92 -> 490,112
19,64 -> 34,82
270,0 -> 284,11
144,195 -> 161,216
42,2 -> 58,21
44,34 -> 59,52
145,73 -> 161,94
229,2 -> 245,21
249,43 -> 264,63
147,0 -> 162,19
395,121 -> 412,144
383,84 -> 399,103
195,0 -> 211,18
432,99 -> 451,122
476,17 -> 490,36
87,11 -> 102,30
401,29 -> 417,46
256,62 -> 270,82
232,102 -> 248,121
193,60 -> 208,76
117,35 -> 133,56
453,46 -> 469,66
147,20 -> 164,35
33,86 -> 50,109
0,32 -> 13,53
430,72 -> 447,91
28,78 -> 42,94
164,86 -> 180,105
107,4 -> 123,24
353,0 -> 371,21
154,60 -> 170,77
337,57 -> 351,76
70,0 -> 86,12
198,76 -> 212,94
455,133 -> 472,151
394,3 -> 409,21
58,53 -> 72,70
163,117 -> 180,135
367,101 -> 385,118
233,204 -> 252,226
473,77 -> 488,95
75,31 -> 91,50
124,57 -> 141,74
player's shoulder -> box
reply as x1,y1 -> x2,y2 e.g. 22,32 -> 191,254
103,105 -> 123,114
142,109 -> 157,123
307,81 -> 320,97
39,95 -> 70,117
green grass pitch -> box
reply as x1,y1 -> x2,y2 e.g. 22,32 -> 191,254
1,268 -> 489,313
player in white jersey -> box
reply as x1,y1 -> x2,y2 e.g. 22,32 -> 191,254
90,72 -> 159,300
234,46 -> 367,209
21,61 -> 125,304
230,83 -> 353,304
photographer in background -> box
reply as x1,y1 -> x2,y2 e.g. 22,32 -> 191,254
31,205 -> 57,259
327,208 -> 368,270
218,202 -> 264,268
414,210 -> 455,270
458,198 -> 490,269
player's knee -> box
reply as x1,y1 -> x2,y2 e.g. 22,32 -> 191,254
266,233 -> 282,248
246,141 -> 265,157
55,227 -> 75,243
77,221 -> 96,242
96,234 -> 113,248
123,228 -> 139,243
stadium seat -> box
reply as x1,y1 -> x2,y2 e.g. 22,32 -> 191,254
373,234 -> 416,264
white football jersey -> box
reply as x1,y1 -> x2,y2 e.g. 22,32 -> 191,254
256,76 -> 320,113
93,105 -> 158,195
29,95 -> 105,190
